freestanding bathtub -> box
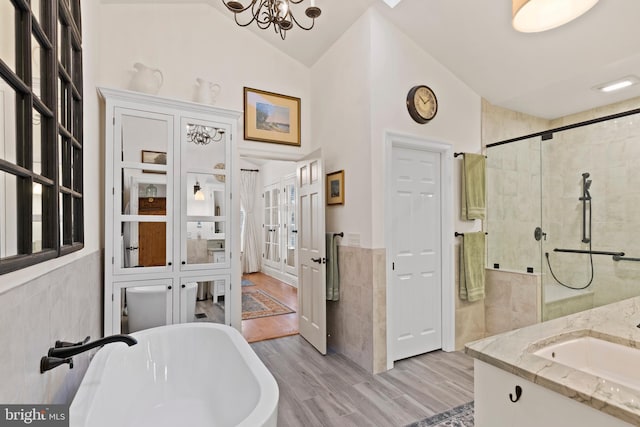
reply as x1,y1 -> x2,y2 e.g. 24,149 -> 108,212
70,323 -> 278,427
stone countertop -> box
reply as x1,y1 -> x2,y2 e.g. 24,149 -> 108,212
465,296 -> 640,426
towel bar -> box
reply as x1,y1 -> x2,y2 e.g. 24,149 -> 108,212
454,152 -> 487,158
455,232 -> 488,237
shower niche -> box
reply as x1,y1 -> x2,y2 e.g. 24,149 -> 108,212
100,87 -> 240,334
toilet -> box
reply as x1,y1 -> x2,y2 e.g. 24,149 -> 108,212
126,282 -> 198,333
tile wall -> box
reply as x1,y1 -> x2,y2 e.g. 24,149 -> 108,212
0,251 -> 102,404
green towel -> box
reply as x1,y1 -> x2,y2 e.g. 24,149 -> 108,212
459,232 -> 486,302
326,233 -> 340,301
461,153 -> 486,220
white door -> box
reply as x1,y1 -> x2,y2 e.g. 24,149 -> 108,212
390,146 -> 442,361
297,157 -> 326,354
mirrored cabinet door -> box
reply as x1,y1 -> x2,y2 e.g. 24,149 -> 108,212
179,275 -> 230,325
115,280 -> 173,334
180,118 -> 229,269
114,109 -> 173,273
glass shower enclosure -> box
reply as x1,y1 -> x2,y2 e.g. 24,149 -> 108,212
487,108 -> 640,321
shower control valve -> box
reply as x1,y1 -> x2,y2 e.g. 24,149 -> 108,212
534,227 -> 547,241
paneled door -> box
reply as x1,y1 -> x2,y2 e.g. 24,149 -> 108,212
297,156 -> 326,354
390,146 -> 442,361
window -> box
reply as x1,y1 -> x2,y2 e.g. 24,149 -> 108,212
0,0 -> 83,274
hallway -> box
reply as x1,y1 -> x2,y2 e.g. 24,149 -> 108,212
242,272 -> 299,343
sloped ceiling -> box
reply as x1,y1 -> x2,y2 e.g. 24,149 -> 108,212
100,0 -> 640,119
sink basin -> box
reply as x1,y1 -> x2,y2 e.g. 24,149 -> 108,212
534,336 -> 640,391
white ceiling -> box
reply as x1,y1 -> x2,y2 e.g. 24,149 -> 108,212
102,0 -> 640,119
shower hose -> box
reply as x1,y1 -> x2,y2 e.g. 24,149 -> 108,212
544,202 -> 594,290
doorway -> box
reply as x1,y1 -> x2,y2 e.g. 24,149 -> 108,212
385,132 -> 455,369
239,157 -> 300,342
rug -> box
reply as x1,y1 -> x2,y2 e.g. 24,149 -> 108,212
216,289 -> 295,320
406,402 -> 474,427
241,279 -> 256,287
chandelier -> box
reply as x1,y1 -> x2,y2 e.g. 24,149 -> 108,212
186,124 -> 225,145
221,0 -> 321,40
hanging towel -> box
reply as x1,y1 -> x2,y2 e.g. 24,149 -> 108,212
461,153 -> 486,220
326,233 -> 340,301
459,232 -> 486,302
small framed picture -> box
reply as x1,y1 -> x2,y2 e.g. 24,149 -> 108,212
326,170 -> 345,205
243,87 -> 301,146
141,150 -> 167,174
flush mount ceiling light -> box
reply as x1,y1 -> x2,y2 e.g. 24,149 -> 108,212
221,0 -> 321,40
512,0 -> 599,33
593,76 -> 640,93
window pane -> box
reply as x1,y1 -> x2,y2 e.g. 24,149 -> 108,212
31,35 -> 42,99
0,171 -> 18,258
0,80 -> 17,164
0,2 -> 16,73
33,183 -> 42,252
58,78 -> 67,128
33,109 -> 42,174
57,18 -> 63,63
31,0 -> 42,25
60,193 -> 71,246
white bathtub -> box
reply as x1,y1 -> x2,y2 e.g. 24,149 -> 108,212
70,323 -> 278,427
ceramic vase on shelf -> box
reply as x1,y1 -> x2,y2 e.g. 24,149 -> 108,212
194,78 -> 221,104
129,62 -> 164,95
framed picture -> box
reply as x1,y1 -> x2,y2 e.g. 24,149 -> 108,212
326,170 -> 345,205
243,87 -> 301,146
141,150 -> 167,174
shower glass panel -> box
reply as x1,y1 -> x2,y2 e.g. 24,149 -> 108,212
486,136 -> 542,274
540,111 -> 640,321
488,108 -> 640,324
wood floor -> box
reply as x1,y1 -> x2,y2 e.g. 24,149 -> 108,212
242,272 -> 299,343
251,335 -> 474,427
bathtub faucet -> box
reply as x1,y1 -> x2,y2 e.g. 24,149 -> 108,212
47,334 -> 138,359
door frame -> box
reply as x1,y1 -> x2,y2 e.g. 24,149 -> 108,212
385,131 -> 455,370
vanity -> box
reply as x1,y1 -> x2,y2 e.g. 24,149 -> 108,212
466,296 -> 640,426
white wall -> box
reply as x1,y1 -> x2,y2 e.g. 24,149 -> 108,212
311,11 -> 373,248
312,9 -> 482,250
97,3 -> 312,159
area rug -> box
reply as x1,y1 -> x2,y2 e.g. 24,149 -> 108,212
241,289 -> 294,320
406,402 -> 474,427
216,289 -> 294,320
241,279 -> 256,287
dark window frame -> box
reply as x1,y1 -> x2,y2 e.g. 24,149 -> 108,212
0,0 -> 83,275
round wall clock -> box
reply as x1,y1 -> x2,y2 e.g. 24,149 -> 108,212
406,85 -> 438,124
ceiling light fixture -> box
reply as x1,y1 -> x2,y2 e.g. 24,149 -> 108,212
221,0 -> 321,40
186,124 -> 225,145
512,0 -> 599,33
593,76 -> 640,93
194,180 -> 205,201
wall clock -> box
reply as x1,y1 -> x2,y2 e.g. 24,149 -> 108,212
406,85 -> 438,124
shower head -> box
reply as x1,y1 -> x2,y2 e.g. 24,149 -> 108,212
585,179 -> 592,190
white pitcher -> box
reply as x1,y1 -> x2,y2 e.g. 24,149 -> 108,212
129,62 -> 164,95
194,78 -> 221,104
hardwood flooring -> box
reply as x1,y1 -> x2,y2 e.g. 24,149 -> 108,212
242,272 -> 299,343
251,335 -> 474,427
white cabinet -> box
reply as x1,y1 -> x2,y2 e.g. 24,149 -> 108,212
100,87 -> 240,334
475,360 -> 633,427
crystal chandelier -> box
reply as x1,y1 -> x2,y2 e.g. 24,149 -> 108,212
221,0 -> 321,40
186,124 -> 225,145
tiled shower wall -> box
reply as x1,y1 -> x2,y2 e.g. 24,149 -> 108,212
0,251 -> 102,403
483,96 -> 640,322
